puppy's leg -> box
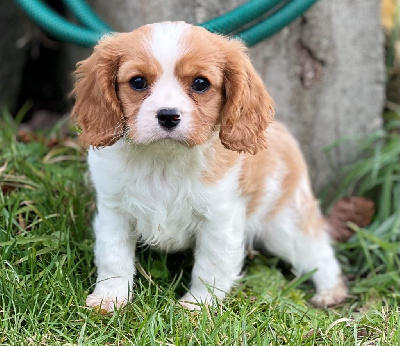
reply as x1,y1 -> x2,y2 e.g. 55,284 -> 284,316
86,205 -> 136,312
258,203 -> 347,307
179,206 -> 245,310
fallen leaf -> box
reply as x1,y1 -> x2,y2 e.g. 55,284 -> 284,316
326,197 -> 375,242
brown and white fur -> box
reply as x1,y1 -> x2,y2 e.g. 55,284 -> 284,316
72,22 -> 347,311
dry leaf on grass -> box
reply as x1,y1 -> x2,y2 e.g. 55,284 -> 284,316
326,197 -> 375,242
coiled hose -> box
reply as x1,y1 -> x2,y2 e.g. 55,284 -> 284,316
14,0 -> 319,47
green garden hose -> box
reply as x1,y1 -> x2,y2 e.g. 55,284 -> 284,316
237,0 -> 319,46
199,0 -> 285,34
14,0 -> 103,47
14,0 -> 320,47
61,0 -> 112,34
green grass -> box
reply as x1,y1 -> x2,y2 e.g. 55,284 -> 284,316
1,110 -> 399,345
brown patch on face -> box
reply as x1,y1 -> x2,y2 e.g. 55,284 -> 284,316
116,30 -> 163,142
174,27 -> 226,147
71,26 -> 154,147
174,26 -> 274,153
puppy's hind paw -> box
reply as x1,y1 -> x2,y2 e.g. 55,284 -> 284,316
310,280 -> 347,308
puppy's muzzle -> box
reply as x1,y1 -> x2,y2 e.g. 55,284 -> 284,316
157,108 -> 181,131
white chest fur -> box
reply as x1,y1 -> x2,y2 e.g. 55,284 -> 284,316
88,140 -> 217,252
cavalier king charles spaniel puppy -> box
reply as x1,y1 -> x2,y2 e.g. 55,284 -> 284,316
72,22 -> 349,311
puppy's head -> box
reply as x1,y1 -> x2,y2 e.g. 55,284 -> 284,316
72,22 -> 274,154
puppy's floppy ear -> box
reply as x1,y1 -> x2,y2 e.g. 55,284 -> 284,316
219,39 -> 274,155
71,35 -> 124,148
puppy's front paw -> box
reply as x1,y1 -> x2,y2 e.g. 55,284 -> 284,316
179,294 -> 202,311
178,293 -> 208,311
310,280 -> 347,308
86,278 -> 132,312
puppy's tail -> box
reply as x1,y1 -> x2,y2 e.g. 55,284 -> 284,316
325,197 -> 375,242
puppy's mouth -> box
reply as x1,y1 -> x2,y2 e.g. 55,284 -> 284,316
124,130 -> 190,147
155,134 -> 189,146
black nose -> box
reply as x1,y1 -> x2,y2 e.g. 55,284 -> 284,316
157,108 -> 181,130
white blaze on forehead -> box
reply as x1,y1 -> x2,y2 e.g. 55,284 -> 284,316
134,22 -> 194,143
149,22 -> 189,75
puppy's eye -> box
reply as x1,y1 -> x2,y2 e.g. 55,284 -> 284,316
130,76 -> 148,91
191,77 -> 210,93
